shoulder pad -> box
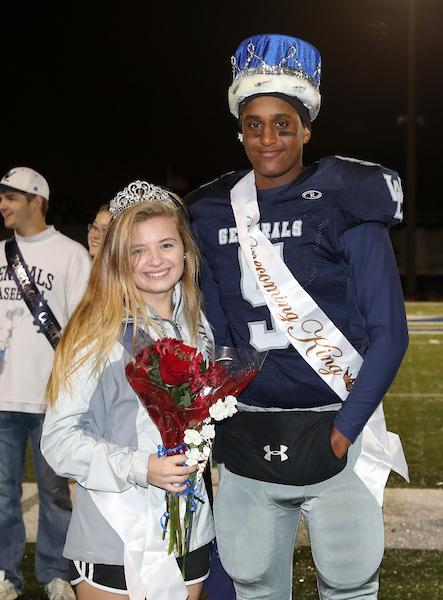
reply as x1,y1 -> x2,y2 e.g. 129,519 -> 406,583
185,170 -> 248,207
334,156 -> 404,227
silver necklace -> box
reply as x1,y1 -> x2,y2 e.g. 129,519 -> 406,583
146,304 -> 168,338
146,305 -> 183,339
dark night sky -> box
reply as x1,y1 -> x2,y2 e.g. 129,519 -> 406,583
2,0 -> 442,227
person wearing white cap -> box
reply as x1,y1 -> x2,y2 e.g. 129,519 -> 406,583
187,34 -> 409,599
0,166 -> 91,600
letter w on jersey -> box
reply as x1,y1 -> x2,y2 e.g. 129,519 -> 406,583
263,444 -> 289,462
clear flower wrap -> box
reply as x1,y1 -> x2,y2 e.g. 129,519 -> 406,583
125,339 -> 267,561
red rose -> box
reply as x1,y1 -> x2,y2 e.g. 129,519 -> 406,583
159,354 -> 191,386
189,372 -> 208,393
175,341 -> 198,361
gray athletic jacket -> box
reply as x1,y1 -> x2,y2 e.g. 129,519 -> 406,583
41,284 -> 215,568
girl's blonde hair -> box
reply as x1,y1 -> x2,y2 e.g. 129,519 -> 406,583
46,198 -> 201,405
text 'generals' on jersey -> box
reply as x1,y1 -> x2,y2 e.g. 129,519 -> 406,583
0,265 -> 54,290
219,220 -> 303,245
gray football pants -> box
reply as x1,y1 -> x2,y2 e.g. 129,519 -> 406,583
213,434 -> 384,600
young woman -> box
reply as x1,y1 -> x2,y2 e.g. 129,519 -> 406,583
42,181 -> 215,600
87,203 -> 112,257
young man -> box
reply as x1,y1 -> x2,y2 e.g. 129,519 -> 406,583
0,167 -> 91,600
188,34 -> 409,600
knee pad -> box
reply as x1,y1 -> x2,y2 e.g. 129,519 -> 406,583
214,471 -> 273,584
308,488 -> 384,588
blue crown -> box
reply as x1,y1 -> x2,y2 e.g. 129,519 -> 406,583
228,34 -> 322,121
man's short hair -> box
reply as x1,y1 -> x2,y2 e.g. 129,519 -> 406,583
239,93 -> 312,131
24,192 -> 49,218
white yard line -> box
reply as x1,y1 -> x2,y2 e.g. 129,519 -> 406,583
408,331 -> 443,335
406,302 -> 443,308
386,393 -> 443,398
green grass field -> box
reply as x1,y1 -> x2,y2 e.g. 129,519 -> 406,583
22,546 -> 443,599
21,302 -> 443,598
386,302 -> 443,488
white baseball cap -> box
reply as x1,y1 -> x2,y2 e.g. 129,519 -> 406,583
0,167 -> 50,200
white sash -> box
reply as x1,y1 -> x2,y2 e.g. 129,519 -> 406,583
89,404 -> 188,600
90,486 -> 188,600
89,399 -> 214,599
230,171 -> 408,505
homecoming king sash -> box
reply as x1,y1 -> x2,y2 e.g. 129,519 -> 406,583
230,170 -> 408,505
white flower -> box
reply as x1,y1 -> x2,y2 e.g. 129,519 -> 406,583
184,429 -> 203,446
185,447 -> 203,466
209,396 -> 238,421
224,395 -> 238,417
200,424 -> 215,441
209,399 -> 228,421
187,447 -> 202,460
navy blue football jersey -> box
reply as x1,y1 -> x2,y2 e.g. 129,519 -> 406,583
187,156 -> 407,440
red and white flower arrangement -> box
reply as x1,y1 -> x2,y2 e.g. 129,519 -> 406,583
126,339 -> 265,559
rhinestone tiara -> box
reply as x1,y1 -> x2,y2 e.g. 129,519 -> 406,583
109,180 -> 176,217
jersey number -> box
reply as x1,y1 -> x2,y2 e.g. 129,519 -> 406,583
238,244 -> 290,351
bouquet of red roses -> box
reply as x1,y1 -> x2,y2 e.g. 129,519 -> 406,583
126,339 -> 266,557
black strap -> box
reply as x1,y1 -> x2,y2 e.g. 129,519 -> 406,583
5,237 -> 62,349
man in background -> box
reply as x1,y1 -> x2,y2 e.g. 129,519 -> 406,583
0,167 -> 91,600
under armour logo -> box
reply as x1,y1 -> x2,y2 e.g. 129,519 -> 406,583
263,444 -> 289,462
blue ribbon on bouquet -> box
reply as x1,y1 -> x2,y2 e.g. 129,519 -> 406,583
159,481 -> 205,532
180,478 -> 205,511
160,511 -> 170,531
157,443 -> 189,457
157,443 -> 205,532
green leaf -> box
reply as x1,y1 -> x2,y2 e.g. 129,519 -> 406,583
178,388 -> 193,408
150,368 -> 164,387
169,383 -> 194,408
